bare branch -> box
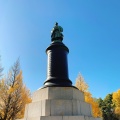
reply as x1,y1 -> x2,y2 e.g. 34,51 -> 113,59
0,56 -> 3,78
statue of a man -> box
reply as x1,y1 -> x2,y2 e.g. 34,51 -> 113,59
51,22 -> 64,42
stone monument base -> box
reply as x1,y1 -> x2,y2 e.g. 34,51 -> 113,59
23,87 -> 101,120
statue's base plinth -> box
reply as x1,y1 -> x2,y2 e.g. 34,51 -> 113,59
23,87 -> 101,120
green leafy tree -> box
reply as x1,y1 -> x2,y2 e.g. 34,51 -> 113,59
97,94 -> 117,120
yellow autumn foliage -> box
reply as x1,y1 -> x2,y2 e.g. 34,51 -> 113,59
75,73 -> 102,118
113,89 -> 120,117
0,60 -> 32,120
75,74 -> 88,92
85,92 -> 101,117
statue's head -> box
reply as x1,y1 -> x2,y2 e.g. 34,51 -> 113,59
55,22 -> 58,26
52,22 -> 63,31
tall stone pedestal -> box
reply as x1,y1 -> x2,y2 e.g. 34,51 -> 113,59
23,87 -> 101,120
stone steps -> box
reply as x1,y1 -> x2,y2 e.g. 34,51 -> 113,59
24,116 -> 101,120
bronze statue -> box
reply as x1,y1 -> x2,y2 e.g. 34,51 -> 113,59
51,22 -> 63,42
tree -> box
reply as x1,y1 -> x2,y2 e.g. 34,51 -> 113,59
97,94 -> 117,120
113,89 -> 120,120
0,56 -> 3,78
75,73 -> 88,92
103,94 -> 114,120
97,98 -> 104,108
75,73 -> 101,118
0,60 -> 31,120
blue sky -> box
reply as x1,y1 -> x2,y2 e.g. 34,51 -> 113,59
0,0 -> 120,99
